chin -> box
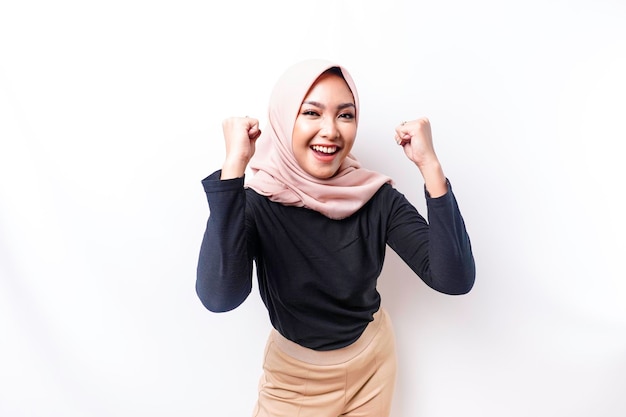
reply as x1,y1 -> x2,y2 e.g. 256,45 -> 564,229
324,170 -> 342,179
306,168 -> 336,180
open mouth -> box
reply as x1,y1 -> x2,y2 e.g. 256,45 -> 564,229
311,145 -> 339,155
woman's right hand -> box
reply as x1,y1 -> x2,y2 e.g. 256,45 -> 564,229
221,116 -> 261,179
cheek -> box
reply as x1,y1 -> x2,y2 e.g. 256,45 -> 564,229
291,127 -> 305,152
292,121 -> 314,146
341,126 -> 357,150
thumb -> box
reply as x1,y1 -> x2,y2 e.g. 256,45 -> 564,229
249,124 -> 261,141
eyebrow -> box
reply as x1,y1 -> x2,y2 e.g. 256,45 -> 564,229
302,100 -> 355,110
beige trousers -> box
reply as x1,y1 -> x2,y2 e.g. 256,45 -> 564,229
253,309 -> 397,417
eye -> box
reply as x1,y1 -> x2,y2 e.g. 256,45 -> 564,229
302,110 -> 320,117
339,112 -> 355,120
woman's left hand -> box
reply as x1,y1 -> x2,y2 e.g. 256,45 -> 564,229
394,117 -> 448,197
394,117 -> 439,168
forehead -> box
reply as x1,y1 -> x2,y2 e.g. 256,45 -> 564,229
303,73 -> 355,102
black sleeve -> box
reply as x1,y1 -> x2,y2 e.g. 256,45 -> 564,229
196,170 -> 255,312
386,180 -> 475,295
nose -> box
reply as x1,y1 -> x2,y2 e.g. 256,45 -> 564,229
319,117 -> 339,140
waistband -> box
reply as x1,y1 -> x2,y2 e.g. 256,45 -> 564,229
270,308 -> 387,366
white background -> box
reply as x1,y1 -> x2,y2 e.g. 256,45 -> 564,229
1,1 -> 625,416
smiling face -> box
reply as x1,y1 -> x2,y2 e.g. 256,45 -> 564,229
292,71 -> 357,179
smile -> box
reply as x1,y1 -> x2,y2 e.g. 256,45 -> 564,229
311,145 -> 339,154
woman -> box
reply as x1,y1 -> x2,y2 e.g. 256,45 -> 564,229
196,59 -> 475,417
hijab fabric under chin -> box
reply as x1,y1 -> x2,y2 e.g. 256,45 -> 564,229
245,59 -> 393,220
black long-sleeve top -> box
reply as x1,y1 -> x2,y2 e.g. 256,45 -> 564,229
196,170 -> 475,351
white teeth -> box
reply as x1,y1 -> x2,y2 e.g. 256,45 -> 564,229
311,145 -> 337,154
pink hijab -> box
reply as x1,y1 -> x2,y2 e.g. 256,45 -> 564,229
246,59 -> 393,220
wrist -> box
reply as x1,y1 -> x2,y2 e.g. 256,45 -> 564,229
417,160 -> 447,197
221,159 -> 247,180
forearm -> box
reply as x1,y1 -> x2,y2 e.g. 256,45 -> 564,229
416,159 -> 447,198
196,172 -> 253,311
425,184 -> 475,294
386,184 -> 473,295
